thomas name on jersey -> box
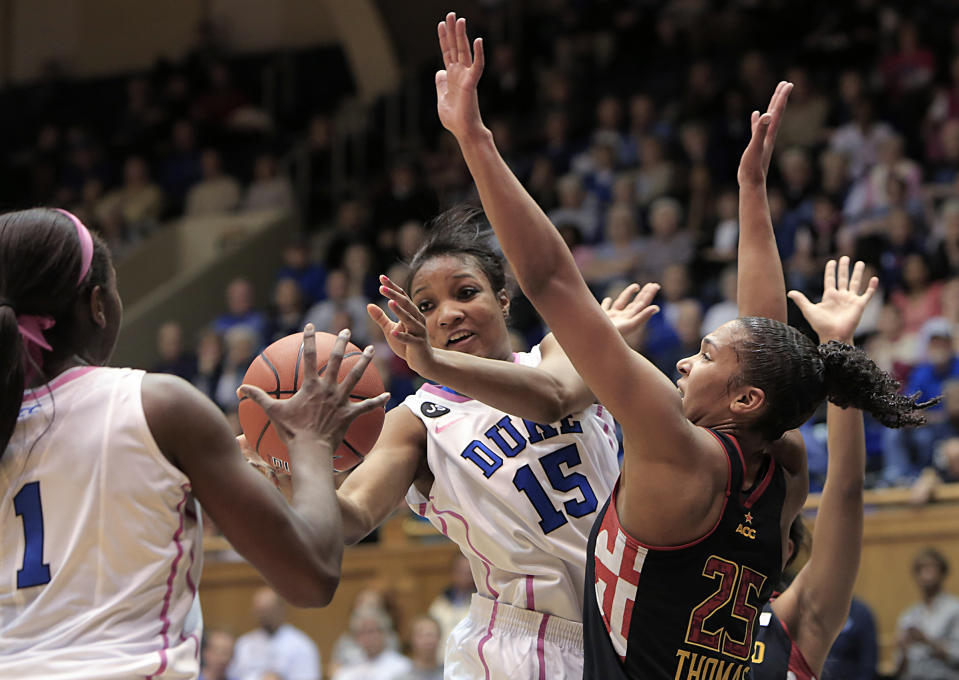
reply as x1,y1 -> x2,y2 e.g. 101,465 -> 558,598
673,651 -> 750,680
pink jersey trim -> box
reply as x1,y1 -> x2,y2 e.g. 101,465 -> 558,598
526,575 -> 535,610
429,499 -> 500,598
536,613 -> 550,680
610,428 -> 733,552
22,365 -> 97,399
148,485 -> 190,679
478,600 -> 499,680
421,383 -> 472,403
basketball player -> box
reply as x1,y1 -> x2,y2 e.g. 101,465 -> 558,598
733,83 -> 872,680
331,214 -> 658,679
0,208 -> 387,679
433,13 -> 932,679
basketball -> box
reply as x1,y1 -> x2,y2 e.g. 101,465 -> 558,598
238,331 -> 385,472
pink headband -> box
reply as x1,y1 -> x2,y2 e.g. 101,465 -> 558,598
15,209 -> 95,383
54,208 -> 94,284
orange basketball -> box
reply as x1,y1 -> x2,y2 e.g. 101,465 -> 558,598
238,331 -> 385,472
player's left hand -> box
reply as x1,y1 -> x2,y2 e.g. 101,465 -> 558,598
601,282 -> 660,349
436,12 -> 487,140
368,275 -> 436,375
738,80 -> 792,187
787,256 -> 878,344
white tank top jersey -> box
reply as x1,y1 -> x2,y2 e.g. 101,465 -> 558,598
0,366 -> 203,679
405,346 -> 621,622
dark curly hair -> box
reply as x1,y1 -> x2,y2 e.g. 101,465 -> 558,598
405,205 -> 508,295
734,316 -> 937,441
0,208 -> 112,458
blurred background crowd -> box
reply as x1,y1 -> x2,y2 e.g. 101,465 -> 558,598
4,0 -> 959,676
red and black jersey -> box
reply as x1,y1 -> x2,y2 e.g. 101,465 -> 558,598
751,603 -> 818,680
583,429 -> 787,680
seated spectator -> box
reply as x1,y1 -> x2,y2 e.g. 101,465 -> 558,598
267,278 -> 306,343
342,242 -> 380,300
548,174 -> 600,243
243,153 -> 295,214
931,198 -> 959,279
890,253 -> 944,335
332,608 -> 411,680
910,380 -> 959,503
276,239 -> 326,305
192,327 -> 224,402
303,269 -> 371,346
153,320 -> 197,381
776,65 -> 829,149
863,303 -> 919,384
702,189 -> 739,265
633,135 -> 676,208
821,597 -> 878,680
214,325 -> 259,413
579,203 -> 643,290
158,119 -> 203,213
228,587 -> 320,680
331,588 -> 403,674
882,318 -> 958,484
894,548 -> 959,680
96,155 -> 164,235
428,555 -> 475,658
638,197 -> 693,283
395,616 -> 444,680
213,277 -> 269,344
830,96 -> 896,180
199,629 -> 236,680
701,265 -> 738,337
186,148 -> 241,216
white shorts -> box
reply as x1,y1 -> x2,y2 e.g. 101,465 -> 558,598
444,594 -> 583,680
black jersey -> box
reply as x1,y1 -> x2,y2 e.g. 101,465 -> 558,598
752,603 -> 818,680
583,429 -> 787,680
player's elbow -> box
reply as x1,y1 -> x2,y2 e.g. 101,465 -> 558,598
281,557 -> 342,607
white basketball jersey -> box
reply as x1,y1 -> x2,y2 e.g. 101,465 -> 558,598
0,366 -> 203,679
405,347 -> 620,622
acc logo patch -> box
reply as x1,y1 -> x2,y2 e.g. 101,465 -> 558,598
421,402 -> 451,418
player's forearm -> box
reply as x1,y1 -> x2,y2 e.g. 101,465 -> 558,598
737,182 -> 787,322
286,436 -> 345,585
455,128 -> 581,301
424,347 -> 578,423
802,403 -> 865,635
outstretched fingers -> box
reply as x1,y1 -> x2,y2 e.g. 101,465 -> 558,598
455,17 -> 472,67
848,259 -> 865,294
836,255 -> 850,291
823,259 -> 837,292
318,328 -> 350,391
445,13 -> 458,64
610,283 -> 641,311
337,345 -> 376,399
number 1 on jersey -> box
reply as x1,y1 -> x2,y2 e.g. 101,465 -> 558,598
14,481 -> 52,589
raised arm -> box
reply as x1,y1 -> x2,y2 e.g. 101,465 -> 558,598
772,258 -> 878,675
433,14 -> 701,457
144,327 -> 389,607
736,81 -> 792,323
369,274 -> 660,423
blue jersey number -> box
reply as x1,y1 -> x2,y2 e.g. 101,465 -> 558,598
512,443 -> 598,534
14,481 -> 52,589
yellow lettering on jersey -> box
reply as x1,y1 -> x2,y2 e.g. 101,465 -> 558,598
735,524 -> 756,539
752,640 -> 766,663
675,650 -> 691,680
674,653 -> 747,680
688,652 -> 705,680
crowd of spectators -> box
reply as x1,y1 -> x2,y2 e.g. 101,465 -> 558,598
141,0 -> 959,492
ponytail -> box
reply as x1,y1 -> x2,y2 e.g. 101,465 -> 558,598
819,340 -> 938,427
0,303 -> 26,456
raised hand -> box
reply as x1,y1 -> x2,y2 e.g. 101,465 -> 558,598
436,12 -> 487,140
600,282 -> 661,349
367,274 -> 436,374
787,257 -> 878,344
238,325 -> 390,450
738,80 -> 793,187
